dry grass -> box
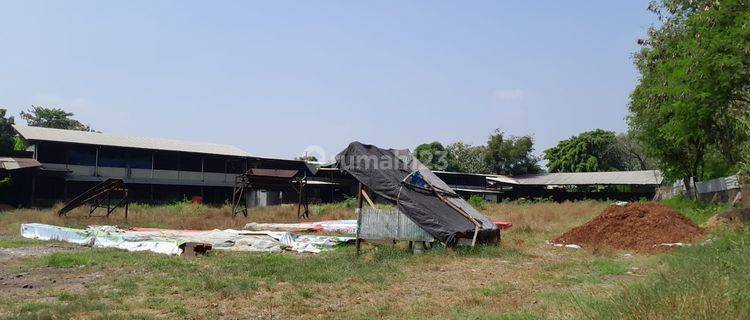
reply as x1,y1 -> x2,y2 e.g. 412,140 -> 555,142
0,200 -> 708,319
0,201 -> 357,238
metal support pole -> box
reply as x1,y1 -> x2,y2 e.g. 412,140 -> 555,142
124,190 -> 129,220
95,146 -> 99,177
355,182 -> 363,257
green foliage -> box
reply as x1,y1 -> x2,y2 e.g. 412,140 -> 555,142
0,176 -> 11,187
0,109 -> 15,153
417,129 -> 540,175
468,194 -> 488,210
612,133 -> 656,170
544,129 -> 621,172
661,195 -> 730,224
740,114 -> 750,182
341,196 -> 358,208
484,130 -> 541,176
13,135 -> 27,151
500,196 -> 554,205
446,141 -> 492,174
545,130 -> 656,173
20,105 -> 93,131
628,0 -> 750,182
414,141 -> 457,171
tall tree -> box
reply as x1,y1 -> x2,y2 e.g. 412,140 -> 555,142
544,129 -> 635,173
20,106 -> 93,131
446,142 -> 492,174
610,133 -> 656,171
414,141 -> 456,171
484,130 -> 541,176
0,109 -> 15,153
629,0 -> 750,185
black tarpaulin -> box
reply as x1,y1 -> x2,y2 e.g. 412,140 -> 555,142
336,142 -> 499,246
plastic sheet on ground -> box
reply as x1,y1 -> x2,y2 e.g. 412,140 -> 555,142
21,223 -> 354,256
243,220 -> 357,234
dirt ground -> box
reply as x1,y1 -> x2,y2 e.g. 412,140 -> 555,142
0,201 -> 679,319
554,203 -> 705,253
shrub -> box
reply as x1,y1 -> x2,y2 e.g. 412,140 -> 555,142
468,194 -> 488,210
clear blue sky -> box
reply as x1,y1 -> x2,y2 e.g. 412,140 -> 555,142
0,1 -> 655,161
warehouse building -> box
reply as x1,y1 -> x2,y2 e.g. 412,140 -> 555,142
5,125 -> 664,207
11,125 -> 322,207
434,170 -> 663,202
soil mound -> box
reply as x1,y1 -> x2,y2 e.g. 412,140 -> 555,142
554,203 -> 705,253
704,208 -> 750,230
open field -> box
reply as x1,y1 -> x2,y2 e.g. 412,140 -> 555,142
0,200 -> 747,319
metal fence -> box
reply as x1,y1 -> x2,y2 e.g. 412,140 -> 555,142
655,175 -> 747,205
357,207 -> 434,242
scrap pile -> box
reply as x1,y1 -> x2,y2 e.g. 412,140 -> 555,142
554,203 -> 705,253
21,223 -> 353,256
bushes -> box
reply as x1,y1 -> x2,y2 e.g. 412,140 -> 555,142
661,196 -> 730,225
468,195 -> 488,210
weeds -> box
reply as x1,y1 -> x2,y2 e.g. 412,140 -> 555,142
572,229 -> 750,319
0,238 -> 40,248
662,196 -> 731,224
1,200 -> 747,319
469,195 -> 489,210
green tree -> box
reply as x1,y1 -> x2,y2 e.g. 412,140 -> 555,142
0,109 -> 15,153
629,0 -> 750,185
544,129 -> 636,173
739,114 -> 750,182
484,130 -> 541,176
14,136 -> 27,151
414,141 -> 456,171
20,106 -> 93,131
446,141 -> 492,174
610,133 -> 656,171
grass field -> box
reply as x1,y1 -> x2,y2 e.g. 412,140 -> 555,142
0,199 -> 747,319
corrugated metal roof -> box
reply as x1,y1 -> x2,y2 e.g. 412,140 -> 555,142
485,175 -> 519,185
487,170 -> 663,186
0,157 -> 42,170
13,125 -> 252,157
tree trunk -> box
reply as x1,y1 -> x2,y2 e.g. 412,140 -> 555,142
683,177 -> 695,200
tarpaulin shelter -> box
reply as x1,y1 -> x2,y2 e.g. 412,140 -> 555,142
336,142 -> 499,246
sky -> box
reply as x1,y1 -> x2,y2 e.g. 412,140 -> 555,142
0,1 -> 656,162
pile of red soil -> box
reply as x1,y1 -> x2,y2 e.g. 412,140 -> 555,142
554,203 -> 705,253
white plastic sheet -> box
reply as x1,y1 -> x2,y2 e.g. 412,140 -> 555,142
244,220 -> 357,234
21,223 -> 182,255
21,223 -> 353,256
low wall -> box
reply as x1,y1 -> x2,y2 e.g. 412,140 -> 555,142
655,175 -> 747,205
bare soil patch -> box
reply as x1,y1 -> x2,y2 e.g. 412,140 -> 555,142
0,245 -> 74,262
554,203 -> 705,253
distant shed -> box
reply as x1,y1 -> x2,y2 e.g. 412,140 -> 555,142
487,170 -> 664,201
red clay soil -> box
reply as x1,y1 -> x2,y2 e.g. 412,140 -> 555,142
554,203 -> 705,254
